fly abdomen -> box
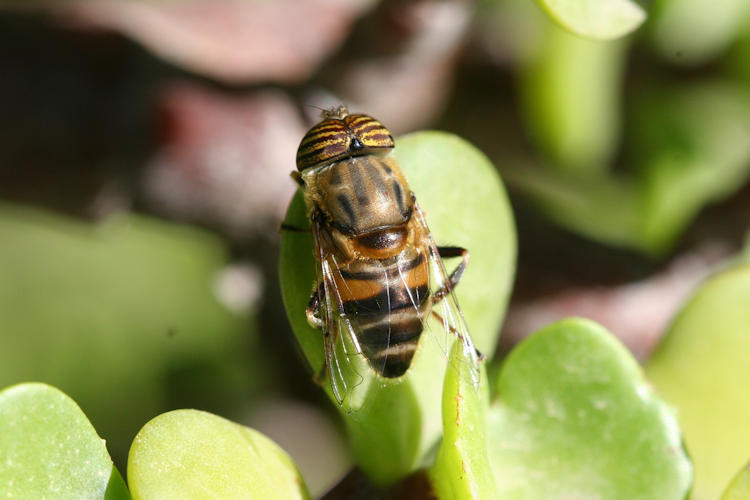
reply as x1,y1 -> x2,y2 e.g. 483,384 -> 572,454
341,283 -> 428,318
337,252 -> 431,378
358,310 -> 425,378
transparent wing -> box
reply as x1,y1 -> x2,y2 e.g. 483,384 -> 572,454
412,202 -> 481,388
311,219 -> 373,410
309,203 -> 480,410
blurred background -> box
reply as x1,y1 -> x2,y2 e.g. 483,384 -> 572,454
1,0 -> 750,496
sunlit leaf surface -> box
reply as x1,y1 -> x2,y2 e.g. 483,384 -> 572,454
127,409 -> 308,500
430,342 -> 497,500
722,460 -> 750,500
647,263 -> 750,500
0,383 -> 128,499
488,319 -> 692,499
533,0 -> 646,40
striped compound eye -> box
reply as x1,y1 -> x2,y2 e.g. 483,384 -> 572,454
295,111 -> 395,171
343,114 -> 395,151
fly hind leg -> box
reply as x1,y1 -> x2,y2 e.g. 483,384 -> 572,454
430,308 -> 485,362
305,281 -> 354,404
279,172 -> 309,233
432,246 -> 469,304
431,246 -> 484,360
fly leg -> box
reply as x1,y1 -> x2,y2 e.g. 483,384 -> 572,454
306,282 -> 325,330
431,246 -> 484,360
279,172 -> 309,233
432,246 -> 469,303
279,223 -> 309,233
430,309 -> 485,361
290,170 -> 305,187
305,283 -> 328,384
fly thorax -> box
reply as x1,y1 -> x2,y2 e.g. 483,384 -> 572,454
315,156 -> 413,235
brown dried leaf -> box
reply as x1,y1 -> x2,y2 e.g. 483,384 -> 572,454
60,0 -> 373,83
142,85 -> 302,236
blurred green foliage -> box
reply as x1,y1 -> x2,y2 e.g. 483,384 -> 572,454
521,24 -> 627,174
722,461 -> 750,500
533,0 -> 646,40
0,203 -> 263,464
480,0 -> 750,254
647,262 -> 750,499
649,0 -> 750,64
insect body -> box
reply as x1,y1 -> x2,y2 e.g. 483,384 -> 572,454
292,106 -> 478,403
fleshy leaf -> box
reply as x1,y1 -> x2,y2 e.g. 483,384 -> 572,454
488,318 -> 692,498
633,82 -> 750,253
533,0 -> 646,40
646,263 -> 750,500
127,409 -> 308,500
279,131 -> 516,484
649,0 -> 750,64
0,382 -> 128,499
430,342 -> 497,500
722,461 -> 750,500
521,21 -> 627,174
510,81 -> 750,255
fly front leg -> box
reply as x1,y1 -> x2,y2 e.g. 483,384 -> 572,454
290,170 -> 305,187
432,246 -> 469,304
280,173 -> 310,233
305,282 -> 328,385
280,223 -> 310,233
306,282 -> 325,330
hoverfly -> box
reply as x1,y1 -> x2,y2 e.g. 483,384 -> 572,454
288,105 -> 479,406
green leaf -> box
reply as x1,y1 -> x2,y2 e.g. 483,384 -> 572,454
633,82 -> 750,253
279,131 -> 516,484
0,382 -> 128,499
727,30 -> 750,87
430,343 -> 497,500
722,461 -> 750,500
649,0 -> 750,64
503,165 -> 643,250
393,133 -> 516,354
488,318 -> 692,499
533,0 -> 646,40
511,81 -> 750,255
521,21 -> 627,174
105,467 -> 132,500
646,263 -> 750,500
127,409 -> 309,500
0,204 -> 258,463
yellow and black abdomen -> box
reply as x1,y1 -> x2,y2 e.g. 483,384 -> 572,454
333,249 -> 430,377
